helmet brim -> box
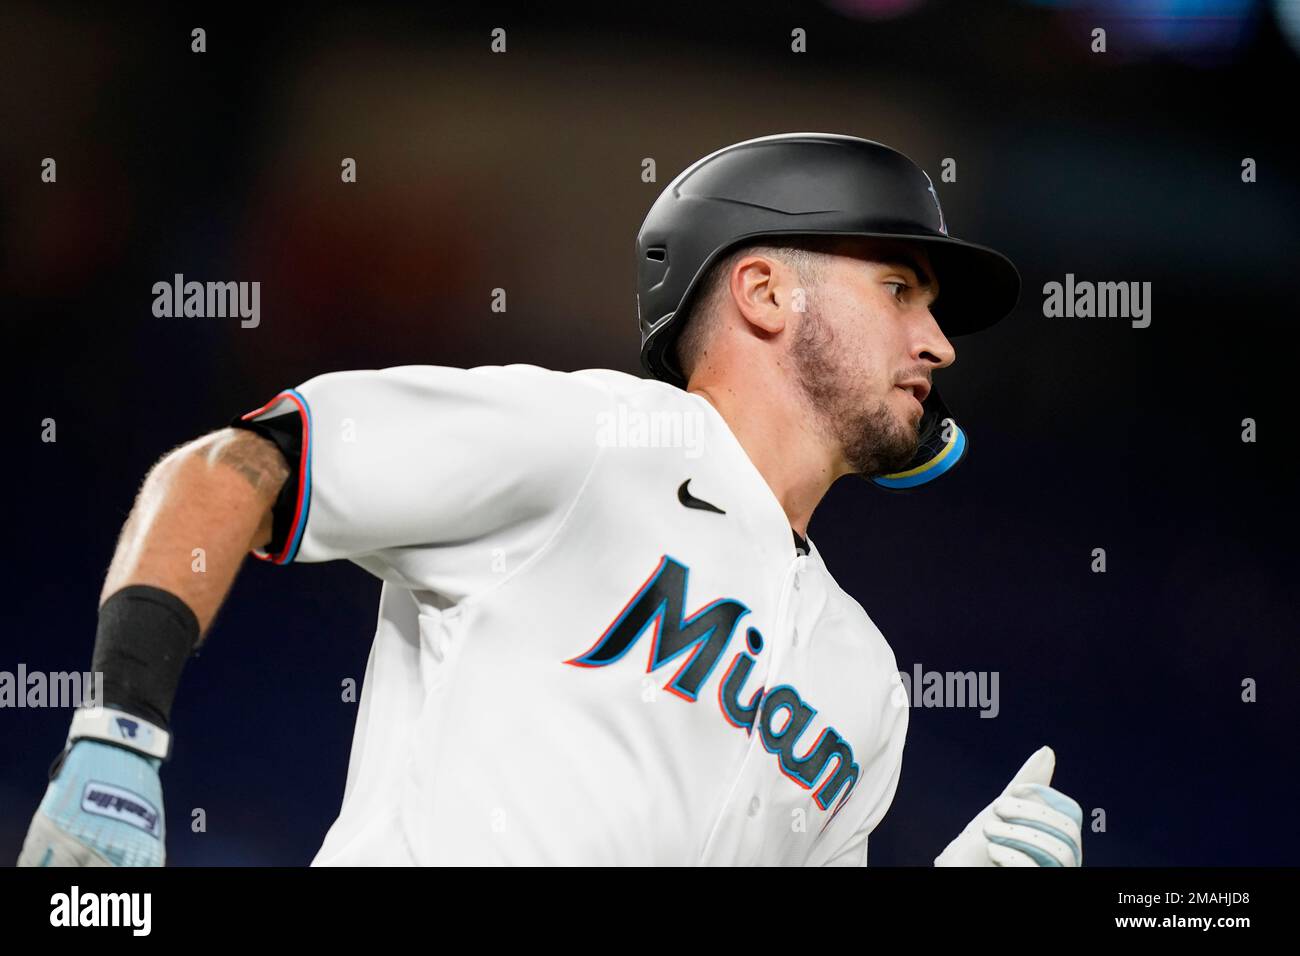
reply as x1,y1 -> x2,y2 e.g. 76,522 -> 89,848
898,233 -> 1021,338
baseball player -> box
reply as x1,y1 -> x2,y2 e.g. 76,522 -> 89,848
19,132 -> 1082,867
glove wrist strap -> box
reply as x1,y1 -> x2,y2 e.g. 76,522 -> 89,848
67,706 -> 172,761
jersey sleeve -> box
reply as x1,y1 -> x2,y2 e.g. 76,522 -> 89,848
230,402 -> 310,564
235,364 -> 610,574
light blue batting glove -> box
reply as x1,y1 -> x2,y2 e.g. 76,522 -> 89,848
934,746 -> 1083,867
17,713 -> 168,867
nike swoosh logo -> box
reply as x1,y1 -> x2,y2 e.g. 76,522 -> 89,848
678,480 -> 725,515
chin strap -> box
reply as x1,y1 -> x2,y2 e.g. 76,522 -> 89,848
870,386 -> 969,492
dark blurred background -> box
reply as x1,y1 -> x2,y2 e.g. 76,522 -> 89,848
3,0 -> 1296,865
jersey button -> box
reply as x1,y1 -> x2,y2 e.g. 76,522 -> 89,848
747,796 -> 762,817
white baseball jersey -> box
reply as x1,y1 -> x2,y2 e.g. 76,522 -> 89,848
240,364 -> 909,865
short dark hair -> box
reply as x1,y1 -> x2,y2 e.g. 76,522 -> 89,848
673,239 -> 837,383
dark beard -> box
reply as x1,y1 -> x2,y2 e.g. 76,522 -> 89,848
790,306 -> 920,477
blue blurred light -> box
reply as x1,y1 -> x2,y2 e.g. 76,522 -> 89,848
1100,0 -> 1258,62
1023,0 -> 1261,63
1274,0 -> 1300,55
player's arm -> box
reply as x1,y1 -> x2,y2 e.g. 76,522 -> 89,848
16,427 -> 288,868
100,427 -> 288,637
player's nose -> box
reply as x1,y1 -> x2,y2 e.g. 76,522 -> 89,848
916,310 -> 956,370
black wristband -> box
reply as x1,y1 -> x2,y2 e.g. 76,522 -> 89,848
91,585 -> 200,731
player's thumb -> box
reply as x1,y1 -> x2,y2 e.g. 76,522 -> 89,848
1005,745 -> 1056,790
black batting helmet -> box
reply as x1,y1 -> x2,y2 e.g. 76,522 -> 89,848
634,131 -> 1021,490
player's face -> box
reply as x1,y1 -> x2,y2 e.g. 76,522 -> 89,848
787,238 -> 954,477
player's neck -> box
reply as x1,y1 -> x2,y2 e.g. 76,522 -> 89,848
688,383 -> 839,538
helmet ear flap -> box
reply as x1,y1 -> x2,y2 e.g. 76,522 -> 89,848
870,386 -> 968,492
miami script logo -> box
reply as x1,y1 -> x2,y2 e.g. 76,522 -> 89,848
566,555 -> 860,815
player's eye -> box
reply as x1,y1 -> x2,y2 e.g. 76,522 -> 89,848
885,281 -> 908,301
